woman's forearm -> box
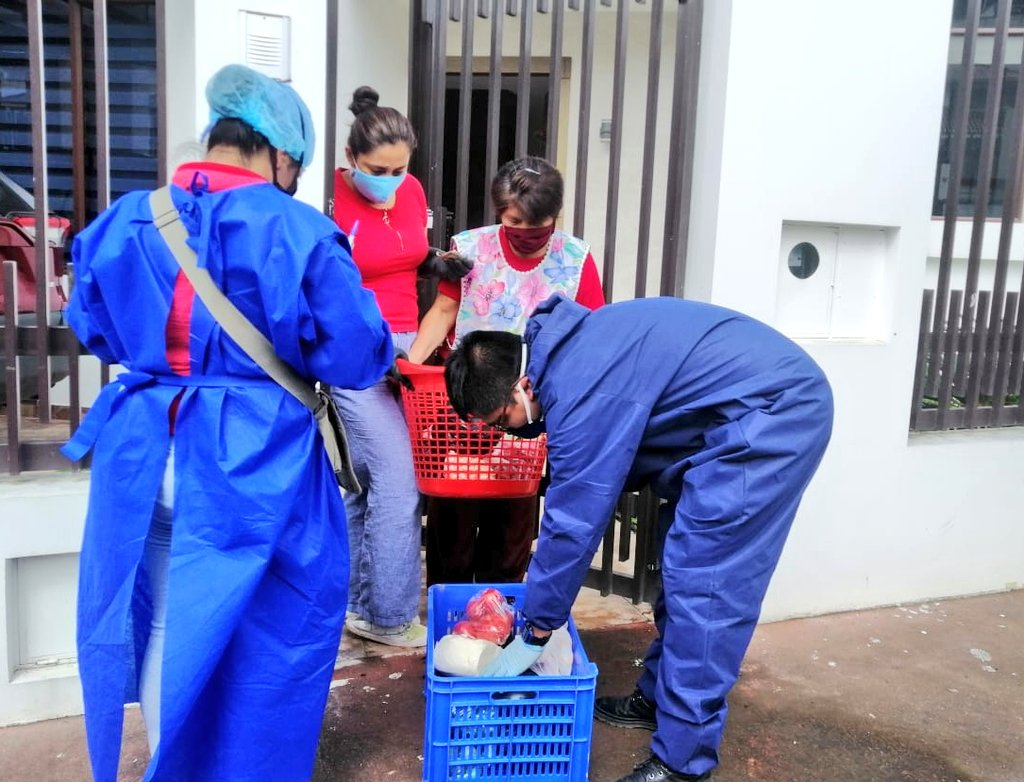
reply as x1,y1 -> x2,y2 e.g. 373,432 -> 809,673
409,294 -> 458,364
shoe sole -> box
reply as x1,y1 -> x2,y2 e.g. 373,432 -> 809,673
593,710 -> 656,731
345,621 -> 427,648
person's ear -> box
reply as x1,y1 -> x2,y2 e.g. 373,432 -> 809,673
275,150 -> 297,176
519,376 -> 535,401
345,146 -> 356,169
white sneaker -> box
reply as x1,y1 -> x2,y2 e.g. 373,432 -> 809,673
345,617 -> 427,648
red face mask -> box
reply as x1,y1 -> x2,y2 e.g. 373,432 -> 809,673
504,223 -> 555,257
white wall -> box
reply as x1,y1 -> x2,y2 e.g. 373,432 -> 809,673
0,475 -> 88,725
687,0 -> 1024,621
164,0 -> 329,210
334,0 -> 411,161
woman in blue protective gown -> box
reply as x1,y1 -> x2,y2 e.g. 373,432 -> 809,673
444,295 -> 834,782
61,65 -> 393,782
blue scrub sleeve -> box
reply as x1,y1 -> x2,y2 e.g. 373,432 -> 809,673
522,393 -> 651,629
298,235 -> 393,390
66,237 -> 124,365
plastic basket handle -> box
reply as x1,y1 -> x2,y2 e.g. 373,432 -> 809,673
489,690 -> 538,702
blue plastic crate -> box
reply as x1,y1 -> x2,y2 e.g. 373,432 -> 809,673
423,583 -> 598,781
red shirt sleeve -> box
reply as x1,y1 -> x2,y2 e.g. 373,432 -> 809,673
437,277 -> 461,302
574,253 -> 605,310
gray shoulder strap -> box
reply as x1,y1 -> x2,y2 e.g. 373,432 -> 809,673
148,186 -> 317,411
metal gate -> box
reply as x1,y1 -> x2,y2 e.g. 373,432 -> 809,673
408,0 -> 703,603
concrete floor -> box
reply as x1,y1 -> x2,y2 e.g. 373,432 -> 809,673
0,588 -> 1020,781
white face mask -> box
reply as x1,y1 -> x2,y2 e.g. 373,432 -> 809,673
515,342 -> 534,426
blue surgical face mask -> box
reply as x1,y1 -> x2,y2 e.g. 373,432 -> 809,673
351,167 -> 405,204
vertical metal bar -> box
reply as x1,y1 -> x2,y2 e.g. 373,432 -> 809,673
983,42 -> 1024,394
572,0 -> 596,237
408,2 -> 431,187
1008,137 -> 1024,399
544,0 -> 565,163
1013,284 -> 1024,423
478,0 -> 491,17
27,0 -> 51,421
94,0 -> 111,388
617,493 -> 634,561
660,0 -> 702,297
484,0 -> 504,225
1008,270 -> 1024,403
455,0 -> 475,233
634,488 -> 659,605
634,0 -> 664,298
428,0 -> 449,246
990,291 -> 1017,420
94,0 -> 111,213
909,289 -> 934,430
937,289 -> 964,430
632,493 -> 649,604
515,0 -> 534,158
963,290 -> 990,428
70,1 -> 87,233
928,0 -> 980,391
451,0 -> 462,20
601,0 -> 629,301
954,0 -> 1010,393
642,492 -> 661,605
600,503 -> 617,596
4,263 -> 21,476
155,0 -> 167,185
323,0 -> 339,214
68,332 -> 81,471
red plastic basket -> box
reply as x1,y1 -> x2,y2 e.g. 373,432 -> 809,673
396,359 -> 547,498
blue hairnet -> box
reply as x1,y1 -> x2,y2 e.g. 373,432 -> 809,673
205,64 -> 315,167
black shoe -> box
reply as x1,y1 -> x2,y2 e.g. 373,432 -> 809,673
594,687 -> 657,730
615,755 -> 713,782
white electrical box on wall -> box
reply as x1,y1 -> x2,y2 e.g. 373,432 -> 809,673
775,221 -> 895,341
240,11 -> 291,82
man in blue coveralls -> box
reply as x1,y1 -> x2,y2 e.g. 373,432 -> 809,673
444,294 -> 834,782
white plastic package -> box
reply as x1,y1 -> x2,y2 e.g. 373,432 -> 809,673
529,625 -> 573,676
434,633 -> 502,677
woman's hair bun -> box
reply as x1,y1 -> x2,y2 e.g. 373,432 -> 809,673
349,86 -> 380,117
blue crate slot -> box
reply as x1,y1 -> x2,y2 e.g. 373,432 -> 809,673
423,583 -> 598,781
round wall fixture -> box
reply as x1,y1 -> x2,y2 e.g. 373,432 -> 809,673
787,242 -> 820,279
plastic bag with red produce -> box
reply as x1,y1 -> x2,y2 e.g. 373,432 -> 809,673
452,587 -> 515,646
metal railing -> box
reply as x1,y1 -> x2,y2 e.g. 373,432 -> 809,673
1,0 -> 163,474
912,0 -> 1024,431
407,0 -> 703,301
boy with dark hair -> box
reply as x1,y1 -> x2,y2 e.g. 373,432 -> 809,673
445,294 -> 834,782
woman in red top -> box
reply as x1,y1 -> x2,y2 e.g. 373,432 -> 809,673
330,87 -> 430,647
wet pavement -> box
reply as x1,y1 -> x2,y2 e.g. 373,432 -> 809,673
0,588 -> 1020,781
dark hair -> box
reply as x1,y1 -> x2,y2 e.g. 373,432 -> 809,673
206,117 -> 272,158
445,331 -> 524,420
491,156 -> 563,224
347,86 -> 418,157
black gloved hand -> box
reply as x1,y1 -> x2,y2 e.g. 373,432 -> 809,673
418,247 -> 474,281
385,350 -> 415,400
